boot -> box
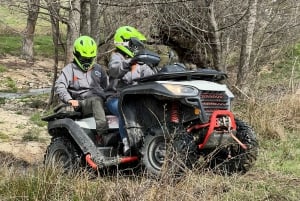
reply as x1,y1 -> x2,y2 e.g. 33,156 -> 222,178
95,128 -> 110,146
95,134 -> 106,146
122,138 -> 130,156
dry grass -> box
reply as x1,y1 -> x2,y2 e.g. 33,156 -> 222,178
0,159 -> 299,201
233,90 -> 300,140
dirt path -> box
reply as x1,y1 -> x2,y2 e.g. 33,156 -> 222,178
0,107 -> 50,164
0,56 -> 54,165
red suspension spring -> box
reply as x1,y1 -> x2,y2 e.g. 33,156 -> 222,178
170,102 -> 179,123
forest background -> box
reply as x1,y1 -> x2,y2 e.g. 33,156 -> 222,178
0,0 -> 299,200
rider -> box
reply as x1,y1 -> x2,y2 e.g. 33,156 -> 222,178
105,26 -> 155,155
55,35 -> 109,145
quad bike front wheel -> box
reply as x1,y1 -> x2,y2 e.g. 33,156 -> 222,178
141,130 -> 198,177
44,136 -> 83,173
142,133 -> 166,176
207,118 -> 259,175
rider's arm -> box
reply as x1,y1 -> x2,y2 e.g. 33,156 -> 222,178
55,64 -> 73,104
140,64 -> 155,77
108,53 -> 131,79
100,66 -> 108,89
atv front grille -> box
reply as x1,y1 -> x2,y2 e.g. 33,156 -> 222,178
200,91 -> 229,116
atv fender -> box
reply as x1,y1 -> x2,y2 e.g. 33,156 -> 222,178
48,118 -> 97,155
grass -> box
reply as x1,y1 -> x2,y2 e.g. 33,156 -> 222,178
0,97 -> 5,105
0,5 -> 27,34
0,35 -> 22,55
258,43 -> 300,89
0,132 -> 9,140
0,5 -> 64,58
257,132 -> 300,176
0,64 -> 7,72
22,128 -> 45,142
0,166 -> 298,201
0,35 -> 57,58
0,77 -> 18,92
30,112 -> 47,127
0,3 -> 52,34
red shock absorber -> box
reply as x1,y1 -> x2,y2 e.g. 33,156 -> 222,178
170,101 -> 179,123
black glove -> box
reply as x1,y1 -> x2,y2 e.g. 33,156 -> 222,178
123,58 -> 132,70
130,56 -> 144,66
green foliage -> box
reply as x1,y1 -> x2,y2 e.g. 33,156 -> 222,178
0,132 -> 9,140
259,43 -> 300,87
1,77 -> 18,92
34,35 -> 55,58
0,35 -> 22,56
0,6 -> 27,32
0,64 -> 7,72
0,97 -> 5,105
22,128 -> 45,142
30,112 -> 47,127
257,132 -> 300,176
0,35 -> 57,58
0,5 -> 51,35
0,5 -> 65,58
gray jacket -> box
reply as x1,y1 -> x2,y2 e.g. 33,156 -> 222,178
55,62 -> 108,103
106,52 -> 155,96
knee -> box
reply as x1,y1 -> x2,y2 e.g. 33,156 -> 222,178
90,96 -> 104,105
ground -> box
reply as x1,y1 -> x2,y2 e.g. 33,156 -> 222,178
0,55 -> 59,165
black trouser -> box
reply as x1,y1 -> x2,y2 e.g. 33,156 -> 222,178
80,96 -> 108,135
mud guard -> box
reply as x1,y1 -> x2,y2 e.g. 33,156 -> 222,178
48,118 -> 97,154
48,118 -> 139,169
48,118 -> 108,167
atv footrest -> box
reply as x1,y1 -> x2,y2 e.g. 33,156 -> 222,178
97,147 -> 118,157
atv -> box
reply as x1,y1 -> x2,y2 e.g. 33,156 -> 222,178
42,49 -> 258,176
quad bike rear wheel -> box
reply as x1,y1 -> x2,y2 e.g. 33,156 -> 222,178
44,136 -> 83,173
207,118 -> 258,175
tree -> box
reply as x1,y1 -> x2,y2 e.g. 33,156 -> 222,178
90,0 -> 101,44
65,0 -> 81,64
236,0 -> 258,90
12,0 -> 300,97
80,0 -> 91,36
21,0 -> 40,63
203,0 -> 222,71
45,0 -> 61,108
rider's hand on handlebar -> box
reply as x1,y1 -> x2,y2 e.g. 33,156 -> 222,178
68,100 -> 79,107
123,59 -> 132,70
130,56 -> 144,66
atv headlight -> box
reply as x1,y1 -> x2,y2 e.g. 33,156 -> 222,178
162,84 -> 199,96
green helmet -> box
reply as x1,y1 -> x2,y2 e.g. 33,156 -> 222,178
73,35 -> 97,71
114,26 -> 146,58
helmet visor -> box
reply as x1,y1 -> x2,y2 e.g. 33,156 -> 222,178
76,55 -> 95,71
129,38 -> 145,54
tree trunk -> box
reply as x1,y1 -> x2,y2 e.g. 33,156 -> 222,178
204,0 -> 222,71
236,0 -> 258,89
65,0 -> 81,65
21,0 -> 40,64
80,0 -> 91,36
90,0 -> 101,45
46,0 -> 60,108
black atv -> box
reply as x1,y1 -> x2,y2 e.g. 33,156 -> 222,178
42,49 -> 258,176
